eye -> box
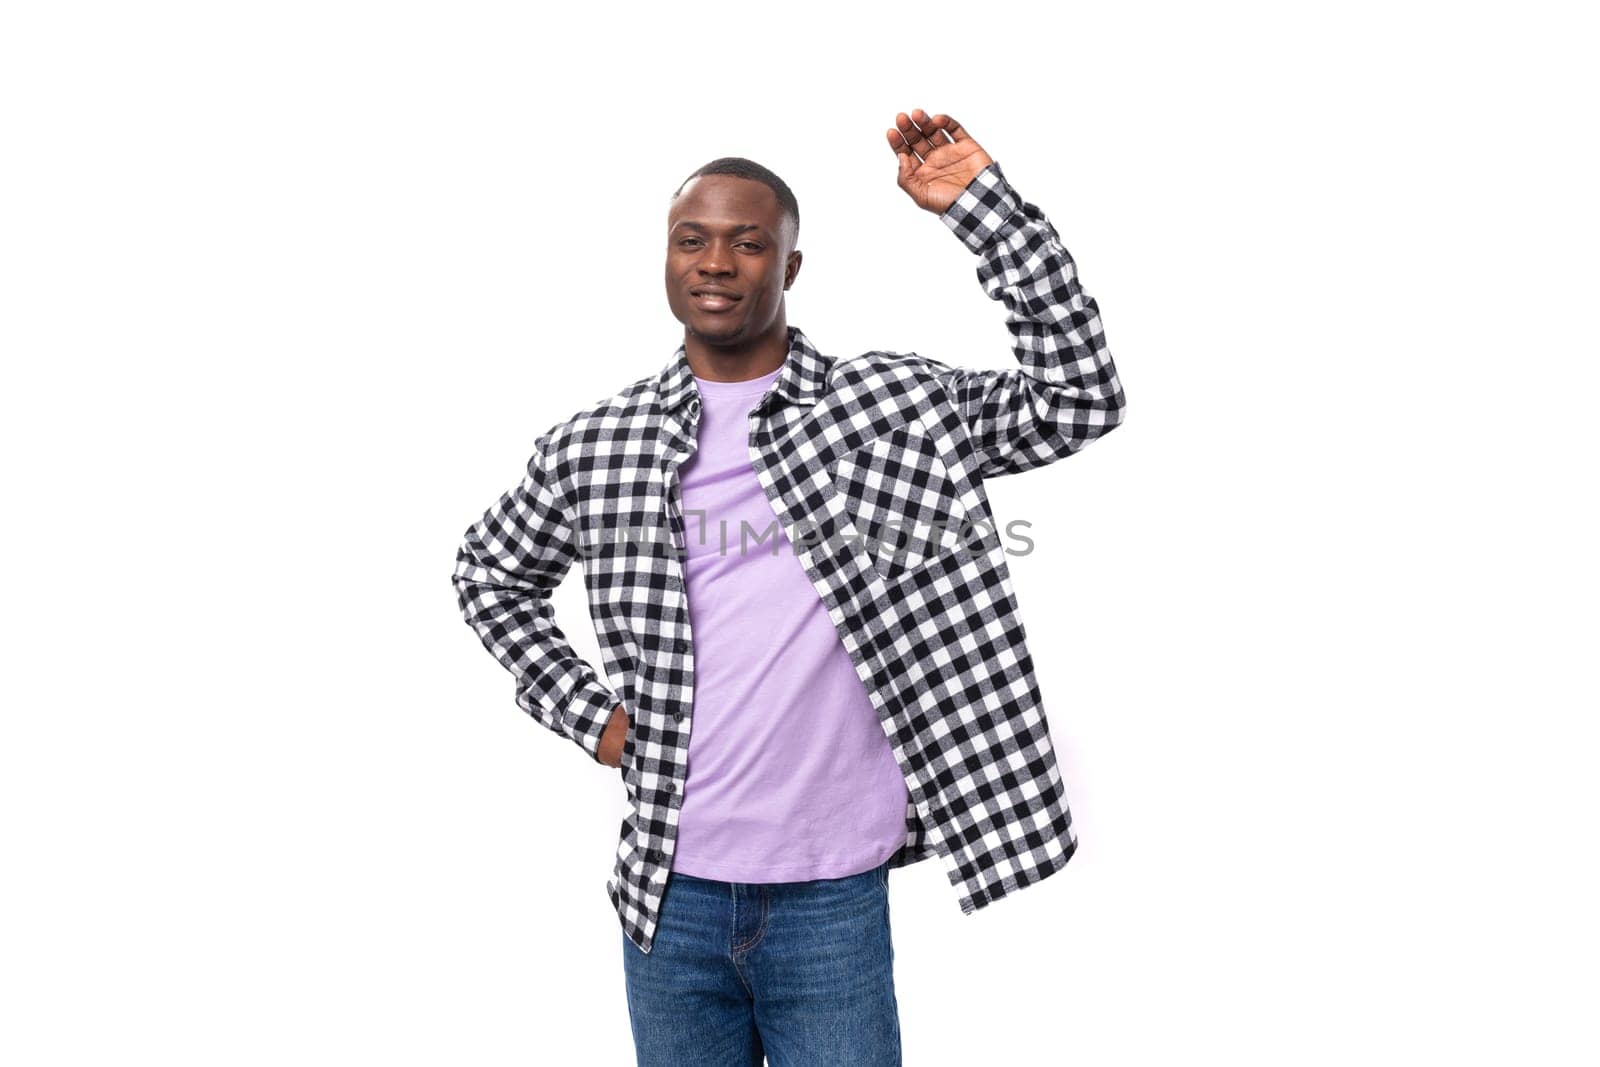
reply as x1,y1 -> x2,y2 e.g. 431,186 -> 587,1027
675,237 -> 764,251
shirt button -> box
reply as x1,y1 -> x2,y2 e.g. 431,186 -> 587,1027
665,575 -> 682,590
647,848 -> 662,862
674,639 -> 688,653
673,712 -> 684,723
664,781 -> 677,794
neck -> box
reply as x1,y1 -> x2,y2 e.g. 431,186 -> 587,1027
684,320 -> 789,383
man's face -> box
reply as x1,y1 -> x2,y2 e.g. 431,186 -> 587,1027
665,174 -> 799,347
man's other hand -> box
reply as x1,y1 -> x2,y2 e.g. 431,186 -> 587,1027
598,704 -> 630,768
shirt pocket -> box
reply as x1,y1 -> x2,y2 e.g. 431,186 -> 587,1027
825,421 -> 973,583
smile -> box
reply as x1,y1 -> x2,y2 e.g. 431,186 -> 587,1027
691,291 -> 740,311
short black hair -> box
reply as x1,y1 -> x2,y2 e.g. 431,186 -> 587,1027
672,157 -> 799,251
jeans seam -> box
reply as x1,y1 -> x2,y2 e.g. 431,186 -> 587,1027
731,888 -> 770,955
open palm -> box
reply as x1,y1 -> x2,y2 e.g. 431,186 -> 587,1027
886,109 -> 995,215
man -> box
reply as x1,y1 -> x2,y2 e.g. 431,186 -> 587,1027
453,108 -> 1126,1065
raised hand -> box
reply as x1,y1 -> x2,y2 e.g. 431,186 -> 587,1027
885,109 -> 995,215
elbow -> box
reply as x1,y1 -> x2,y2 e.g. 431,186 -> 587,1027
1091,378 -> 1128,440
1058,390 -> 1125,458
1102,387 -> 1127,435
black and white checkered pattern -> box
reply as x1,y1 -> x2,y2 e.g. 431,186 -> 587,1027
453,161 -> 1126,955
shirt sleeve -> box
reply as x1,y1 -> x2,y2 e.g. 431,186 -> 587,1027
452,432 -> 620,764
932,160 -> 1127,478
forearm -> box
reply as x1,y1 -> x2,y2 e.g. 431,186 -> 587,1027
452,435 -> 621,764
937,161 -> 1127,476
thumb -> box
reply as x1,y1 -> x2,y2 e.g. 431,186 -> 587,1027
895,148 -> 917,187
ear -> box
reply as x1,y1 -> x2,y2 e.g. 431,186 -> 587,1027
785,248 -> 803,289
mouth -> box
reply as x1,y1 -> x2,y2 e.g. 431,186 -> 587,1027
690,288 -> 741,312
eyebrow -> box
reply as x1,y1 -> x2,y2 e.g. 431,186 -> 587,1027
672,221 -> 772,239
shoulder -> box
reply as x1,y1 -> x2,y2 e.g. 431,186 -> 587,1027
534,371 -> 658,452
825,348 -> 963,429
831,347 -> 957,387
830,348 -> 963,406
525,372 -> 659,502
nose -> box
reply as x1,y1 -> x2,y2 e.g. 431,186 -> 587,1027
697,240 -> 735,277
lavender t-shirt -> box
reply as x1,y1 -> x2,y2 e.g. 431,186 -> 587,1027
668,363 -> 909,882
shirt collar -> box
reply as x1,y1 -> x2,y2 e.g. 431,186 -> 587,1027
656,325 -> 831,414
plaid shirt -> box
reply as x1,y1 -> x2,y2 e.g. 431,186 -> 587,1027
453,160 -> 1126,954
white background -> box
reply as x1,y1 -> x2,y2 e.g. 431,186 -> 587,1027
3,2 -> 1595,1064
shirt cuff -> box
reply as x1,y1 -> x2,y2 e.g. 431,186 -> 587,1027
560,678 -> 622,764
939,160 -> 1024,254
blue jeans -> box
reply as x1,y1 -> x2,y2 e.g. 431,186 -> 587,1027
620,859 -> 902,1066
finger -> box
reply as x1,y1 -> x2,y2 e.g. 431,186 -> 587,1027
886,125 -> 920,172
910,108 -> 954,151
934,113 -> 973,143
890,138 -> 918,185
894,111 -> 934,162
898,110 -> 938,159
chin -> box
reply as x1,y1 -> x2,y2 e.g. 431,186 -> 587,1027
690,317 -> 745,340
